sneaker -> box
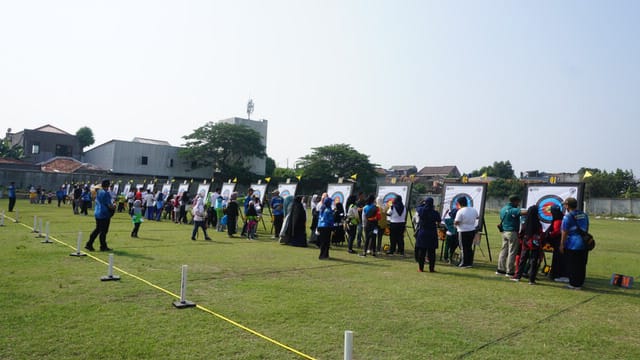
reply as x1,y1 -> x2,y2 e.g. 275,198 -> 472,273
191,237 -> 196,241
505,273 -> 514,277
347,249 -> 356,254
358,253 -> 367,257
386,252 -> 394,256
205,237 -> 212,241
418,269 -> 424,272
528,281 -> 536,285
566,285 -> 582,290
366,250 -> 371,254
496,270 -> 506,275
84,245 -> 95,252
510,277 -> 520,282
99,247 -> 113,252
554,277 -> 570,283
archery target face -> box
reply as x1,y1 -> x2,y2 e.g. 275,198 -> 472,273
331,191 -> 345,204
536,195 -> 563,223
383,192 -> 399,207
451,193 -> 473,210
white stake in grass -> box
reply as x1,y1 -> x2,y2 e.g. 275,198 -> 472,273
14,210 -> 19,223
101,253 -> 121,281
33,215 -> 38,233
36,218 -> 44,238
344,330 -> 354,360
70,231 -> 87,257
0,210 -> 4,226
41,221 -> 52,243
172,265 -> 196,308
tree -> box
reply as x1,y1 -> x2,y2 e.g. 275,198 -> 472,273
180,122 -> 266,183
0,138 -> 23,159
487,178 -> 524,198
76,127 -> 95,153
265,157 -> 276,178
297,144 -> 378,194
581,168 -> 638,198
469,161 -> 515,179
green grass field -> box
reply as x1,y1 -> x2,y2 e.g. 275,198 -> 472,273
1,199 -> 639,359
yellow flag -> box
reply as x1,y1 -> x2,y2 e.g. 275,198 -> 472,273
350,173 -> 358,180
296,175 -> 302,181
232,177 -> 237,183
481,171 -> 488,178
265,177 -> 271,183
583,170 -> 593,178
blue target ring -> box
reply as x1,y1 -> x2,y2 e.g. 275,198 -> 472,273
383,193 -> 399,207
331,191 -> 345,204
281,190 -> 291,197
451,193 -> 473,210
536,195 -> 563,223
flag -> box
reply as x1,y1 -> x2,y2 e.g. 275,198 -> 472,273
350,173 -> 358,180
296,175 -> 302,181
583,170 -> 593,178
481,171 -> 488,179
232,177 -> 237,183
265,177 -> 271,183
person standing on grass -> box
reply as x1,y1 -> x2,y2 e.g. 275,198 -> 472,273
191,192 -> 212,241
547,205 -> 569,283
414,197 -> 441,272
559,197 -> 589,290
454,197 -> 479,268
225,192 -> 239,237
131,200 -> 143,238
270,189 -> 284,239
359,194 -> 380,257
85,179 -> 115,252
386,195 -> 407,257
442,208 -> 458,263
55,185 -> 66,207
317,196 -> 335,259
7,181 -> 17,212
344,195 -> 360,254
511,205 -> 543,285
496,195 -> 527,277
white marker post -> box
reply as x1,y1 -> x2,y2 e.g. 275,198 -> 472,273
14,210 -> 19,223
33,215 -> 38,233
172,265 -> 196,308
36,218 -> 44,238
41,221 -> 52,243
70,231 -> 87,257
101,253 -> 121,281
0,210 -> 4,226
344,330 -> 353,360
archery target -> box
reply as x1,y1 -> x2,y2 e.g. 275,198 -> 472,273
451,193 -> 474,210
331,191 -> 345,204
536,195 -> 563,223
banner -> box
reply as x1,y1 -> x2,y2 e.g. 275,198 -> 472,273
326,183 -> 353,205
441,184 -> 487,227
524,184 -> 584,229
377,184 -> 411,208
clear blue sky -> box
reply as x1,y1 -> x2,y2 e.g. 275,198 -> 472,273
1,1 -> 638,177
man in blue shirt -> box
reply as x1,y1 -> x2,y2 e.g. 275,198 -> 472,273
8,181 -> 16,212
496,195 -> 527,276
270,190 -> 284,239
85,179 -> 115,252
560,197 -> 589,290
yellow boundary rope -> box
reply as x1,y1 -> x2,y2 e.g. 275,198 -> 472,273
8,216 -> 317,360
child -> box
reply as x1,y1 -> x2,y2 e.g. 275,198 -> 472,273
131,200 -> 143,238
246,200 -> 259,240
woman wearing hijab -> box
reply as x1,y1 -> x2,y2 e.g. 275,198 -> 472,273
415,197 -> 441,272
386,195 -> 407,256
547,205 -> 569,282
191,193 -> 212,241
225,192 -> 239,237
283,196 -> 308,247
511,205 -> 542,284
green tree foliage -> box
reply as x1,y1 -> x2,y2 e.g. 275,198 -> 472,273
180,122 -> 266,183
272,167 -> 297,182
581,168 -> 638,198
265,157 -> 276,177
487,178 -> 525,198
469,160 -> 515,179
76,127 -> 95,153
297,144 -> 378,194
0,138 -> 23,159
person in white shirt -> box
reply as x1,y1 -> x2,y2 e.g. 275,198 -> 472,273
454,197 -> 479,268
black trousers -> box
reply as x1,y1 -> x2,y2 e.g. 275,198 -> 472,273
273,214 -> 284,236
516,247 -> 541,282
131,222 -> 141,236
388,222 -> 405,254
8,197 -> 16,212
318,227 -> 332,258
458,230 -> 476,266
566,249 -> 588,287
88,217 -> 111,250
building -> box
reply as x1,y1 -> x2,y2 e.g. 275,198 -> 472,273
218,117 -> 268,176
83,138 -> 212,180
7,125 -> 81,164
